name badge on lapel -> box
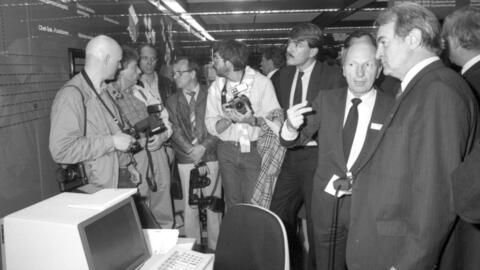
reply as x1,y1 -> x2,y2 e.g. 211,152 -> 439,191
370,122 -> 382,130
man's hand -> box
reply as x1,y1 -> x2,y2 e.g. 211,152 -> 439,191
189,145 -> 206,163
197,163 -> 210,176
112,132 -> 135,152
230,106 -> 255,125
146,133 -> 168,151
286,101 -> 313,132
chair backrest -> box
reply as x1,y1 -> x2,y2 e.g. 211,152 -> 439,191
213,204 -> 290,270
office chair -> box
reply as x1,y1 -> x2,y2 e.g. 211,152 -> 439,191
213,204 -> 290,270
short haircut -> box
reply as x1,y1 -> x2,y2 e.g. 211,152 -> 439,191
173,56 -> 201,81
212,39 -> 249,71
442,6 -> 480,51
262,46 -> 285,69
344,30 -> 376,48
138,44 -> 158,58
375,1 -> 441,54
121,46 -> 139,68
288,23 -> 323,49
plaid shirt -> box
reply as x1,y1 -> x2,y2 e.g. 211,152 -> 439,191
251,109 -> 286,208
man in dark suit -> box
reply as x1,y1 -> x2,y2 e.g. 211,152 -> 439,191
343,3 -> 477,269
443,6 -> 480,104
259,45 -> 285,96
165,56 -> 221,250
280,41 -> 394,270
442,7 -> 480,270
269,23 -> 346,269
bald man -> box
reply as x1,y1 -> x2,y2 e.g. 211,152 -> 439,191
280,42 -> 394,270
50,35 -> 138,189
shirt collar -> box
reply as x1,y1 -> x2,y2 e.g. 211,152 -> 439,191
267,69 -> 278,79
400,56 -> 439,92
183,83 -> 200,100
297,60 -> 316,77
462,54 -> 480,75
346,87 -> 376,104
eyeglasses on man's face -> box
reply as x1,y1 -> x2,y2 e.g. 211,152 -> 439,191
171,69 -> 192,77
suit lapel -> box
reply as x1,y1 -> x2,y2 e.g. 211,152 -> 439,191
463,60 -> 480,79
333,88 -> 349,167
281,67 -> 296,108
350,90 -> 393,173
307,61 -> 323,102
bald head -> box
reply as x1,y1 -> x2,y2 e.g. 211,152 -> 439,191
342,42 -> 380,96
85,35 -> 122,81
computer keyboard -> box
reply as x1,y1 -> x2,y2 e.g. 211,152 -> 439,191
156,249 -> 213,270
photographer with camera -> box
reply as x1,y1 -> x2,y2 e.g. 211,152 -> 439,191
50,35 -> 139,189
166,56 -> 221,250
106,46 -> 174,228
205,40 -> 281,210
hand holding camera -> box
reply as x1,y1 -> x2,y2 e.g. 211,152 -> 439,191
112,131 -> 136,152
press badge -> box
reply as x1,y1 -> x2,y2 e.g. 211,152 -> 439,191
324,174 -> 352,198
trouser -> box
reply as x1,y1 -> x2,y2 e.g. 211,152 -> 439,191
311,190 -> 350,270
178,161 -> 222,250
217,140 -> 262,210
270,147 -> 318,270
134,146 -> 174,228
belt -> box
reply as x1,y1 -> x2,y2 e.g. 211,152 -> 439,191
221,140 -> 258,147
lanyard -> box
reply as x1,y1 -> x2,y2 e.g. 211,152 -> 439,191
81,70 -> 125,130
221,69 -> 245,105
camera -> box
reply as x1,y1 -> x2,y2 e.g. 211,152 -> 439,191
225,94 -> 252,115
124,127 -> 143,154
134,104 -> 167,136
56,163 -> 88,192
188,164 -> 224,213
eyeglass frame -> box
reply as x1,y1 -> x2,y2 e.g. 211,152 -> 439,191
171,69 -> 193,77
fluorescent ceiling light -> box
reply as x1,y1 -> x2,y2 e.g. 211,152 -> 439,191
159,0 -> 214,41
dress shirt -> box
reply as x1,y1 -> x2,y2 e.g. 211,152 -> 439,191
182,83 -> 200,102
400,56 -> 439,92
140,72 -> 161,102
461,54 -> 480,75
281,88 -> 377,171
267,69 -> 278,79
343,89 -> 376,170
289,61 -> 316,108
205,66 -> 280,142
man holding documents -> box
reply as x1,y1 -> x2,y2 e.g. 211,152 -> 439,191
280,41 -> 393,270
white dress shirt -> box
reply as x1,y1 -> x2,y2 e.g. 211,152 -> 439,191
400,56 -> 439,93
461,54 -> 480,75
281,88 -> 377,170
289,61 -> 316,108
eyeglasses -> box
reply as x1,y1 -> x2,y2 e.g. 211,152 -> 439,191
171,69 -> 192,77
140,56 -> 157,63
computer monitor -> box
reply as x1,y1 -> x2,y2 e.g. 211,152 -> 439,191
1,189 -> 150,270
79,197 -> 150,270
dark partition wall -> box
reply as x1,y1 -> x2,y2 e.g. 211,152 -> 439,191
0,1 -> 96,219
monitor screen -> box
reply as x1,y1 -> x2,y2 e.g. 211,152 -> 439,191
79,197 -> 150,270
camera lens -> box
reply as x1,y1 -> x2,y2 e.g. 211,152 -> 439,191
235,100 -> 247,114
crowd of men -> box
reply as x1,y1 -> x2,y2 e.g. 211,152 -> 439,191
49,2 -> 480,270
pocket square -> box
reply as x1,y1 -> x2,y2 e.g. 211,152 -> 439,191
370,123 -> 382,130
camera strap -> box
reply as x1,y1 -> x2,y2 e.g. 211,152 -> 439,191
143,138 -> 158,192
220,69 -> 245,106
81,70 -> 126,130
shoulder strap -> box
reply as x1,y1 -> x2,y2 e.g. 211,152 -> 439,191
64,84 -> 87,136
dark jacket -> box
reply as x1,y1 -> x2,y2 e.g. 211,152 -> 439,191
165,84 -> 218,164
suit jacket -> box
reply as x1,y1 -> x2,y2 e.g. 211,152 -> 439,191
165,84 -> 218,164
274,61 -> 346,110
346,60 -> 478,270
270,69 -> 281,98
463,60 -> 480,105
158,73 -> 176,103
280,87 -> 393,269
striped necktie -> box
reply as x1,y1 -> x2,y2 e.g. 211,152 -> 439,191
187,91 -> 198,143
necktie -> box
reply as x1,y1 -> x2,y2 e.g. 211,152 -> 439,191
187,91 -> 198,143
343,98 -> 362,161
293,71 -> 304,105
